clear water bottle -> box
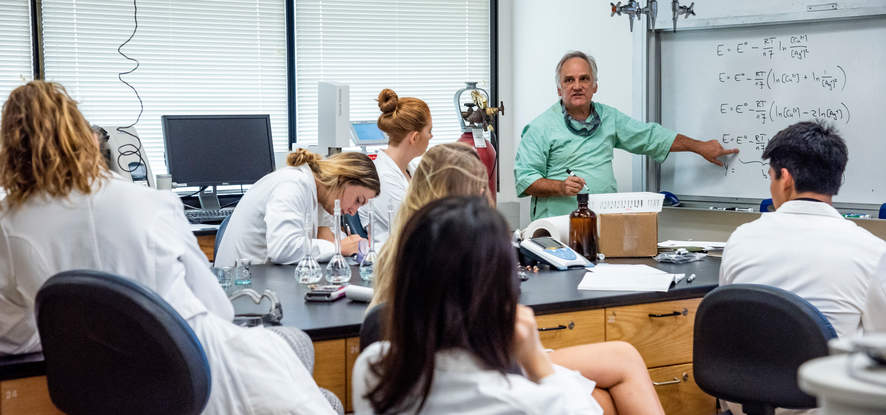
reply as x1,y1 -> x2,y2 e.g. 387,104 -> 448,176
326,199 -> 351,284
295,210 -> 322,284
359,201 -> 377,281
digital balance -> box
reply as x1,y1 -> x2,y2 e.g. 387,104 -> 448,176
519,236 -> 592,270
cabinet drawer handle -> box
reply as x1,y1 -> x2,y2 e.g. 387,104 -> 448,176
652,373 -> 689,386
648,308 -> 688,318
538,321 -> 575,332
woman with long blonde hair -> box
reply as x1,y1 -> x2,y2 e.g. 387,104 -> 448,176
370,142 -> 488,308
215,148 -> 381,267
0,80 -> 339,413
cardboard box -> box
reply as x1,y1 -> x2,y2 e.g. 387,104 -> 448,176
598,212 -> 658,257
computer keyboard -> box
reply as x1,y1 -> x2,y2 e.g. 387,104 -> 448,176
184,207 -> 235,224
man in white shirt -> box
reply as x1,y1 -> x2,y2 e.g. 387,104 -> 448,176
720,121 -> 886,413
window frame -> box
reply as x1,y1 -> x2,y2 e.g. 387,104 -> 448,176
26,0 -> 498,166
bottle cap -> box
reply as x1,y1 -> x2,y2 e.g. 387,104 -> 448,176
577,193 -> 588,203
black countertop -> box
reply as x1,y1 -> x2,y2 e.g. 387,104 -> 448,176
233,264 -> 374,341
521,257 -> 720,314
236,257 -> 721,341
0,352 -> 45,381
0,257 -> 720,378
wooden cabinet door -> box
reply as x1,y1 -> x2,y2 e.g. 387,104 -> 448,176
535,309 -> 605,350
196,234 -> 216,262
313,339 -> 346,407
345,336 -> 361,413
605,298 -> 701,368
1,376 -> 63,415
649,363 -> 715,415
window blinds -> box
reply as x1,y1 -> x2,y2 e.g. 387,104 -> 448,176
41,0 -> 288,175
294,0 -> 490,145
0,1 -> 34,125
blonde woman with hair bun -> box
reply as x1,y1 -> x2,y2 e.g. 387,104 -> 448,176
216,148 -> 380,267
357,88 -> 432,249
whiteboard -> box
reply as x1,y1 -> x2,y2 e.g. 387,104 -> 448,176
659,17 -> 886,205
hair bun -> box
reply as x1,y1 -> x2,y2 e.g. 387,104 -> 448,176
377,88 -> 399,114
287,148 -> 321,167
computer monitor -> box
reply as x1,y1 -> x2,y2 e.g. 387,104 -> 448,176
351,121 -> 388,146
162,114 -> 275,208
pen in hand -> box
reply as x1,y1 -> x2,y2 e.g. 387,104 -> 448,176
565,169 -> 592,193
341,217 -> 352,236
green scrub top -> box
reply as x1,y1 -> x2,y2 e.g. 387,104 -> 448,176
515,101 -> 677,221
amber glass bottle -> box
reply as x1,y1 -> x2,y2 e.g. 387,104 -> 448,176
569,193 -> 599,264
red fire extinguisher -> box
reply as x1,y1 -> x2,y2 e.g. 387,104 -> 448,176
454,82 -> 504,202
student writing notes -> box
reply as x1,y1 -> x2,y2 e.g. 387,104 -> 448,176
216,149 -> 379,267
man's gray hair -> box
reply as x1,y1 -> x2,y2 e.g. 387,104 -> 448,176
555,51 -> 598,87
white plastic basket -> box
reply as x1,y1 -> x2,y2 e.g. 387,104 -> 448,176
587,192 -> 664,214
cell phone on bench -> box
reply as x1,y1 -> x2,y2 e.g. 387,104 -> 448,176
305,285 -> 347,302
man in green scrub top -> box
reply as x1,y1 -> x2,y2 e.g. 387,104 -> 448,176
515,51 -> 739,220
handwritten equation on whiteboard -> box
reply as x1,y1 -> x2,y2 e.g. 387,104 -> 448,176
716,35 -> 810,60
660,18 -> 886,204
711,33 -> 851,178
717,66 -> 846,91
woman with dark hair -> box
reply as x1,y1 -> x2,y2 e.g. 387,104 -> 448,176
353,196 -> 604,414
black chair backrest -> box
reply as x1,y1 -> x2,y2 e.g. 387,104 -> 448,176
693,284 -> 837,415
36,270 -> 211,415
214,214 -> 233,260
360,303 -> 385,352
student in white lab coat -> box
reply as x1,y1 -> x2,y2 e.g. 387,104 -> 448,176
720,121 -> 886,415
357,89 -> 432,249
216,149 -> 380,267
0,81 -> 336,414
361,144 -> 664,415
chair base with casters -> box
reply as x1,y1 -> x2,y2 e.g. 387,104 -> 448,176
36,270 -> 212,415
693,284 -> 837,415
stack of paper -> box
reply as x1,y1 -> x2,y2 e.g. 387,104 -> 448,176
658,240 -> 726,250
577,264 -> 685,292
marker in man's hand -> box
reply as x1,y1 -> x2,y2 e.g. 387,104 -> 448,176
565,169 -> 592,193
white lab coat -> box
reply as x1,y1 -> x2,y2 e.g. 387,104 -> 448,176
352,341 -> 603,415
720,200 -> 886,415
0,178 -> 335,415
358,150 -> 409,249
216,164 -> 335,267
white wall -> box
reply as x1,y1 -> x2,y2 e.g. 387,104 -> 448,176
499,0 -> 638,228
